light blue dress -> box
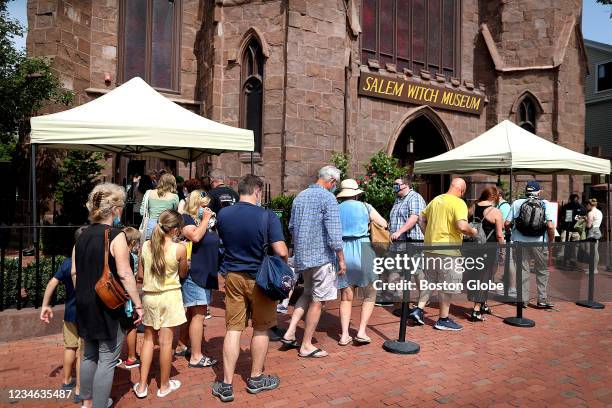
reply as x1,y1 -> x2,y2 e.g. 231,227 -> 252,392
337,200 -> 377,288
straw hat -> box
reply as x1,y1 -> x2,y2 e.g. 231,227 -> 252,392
336,179 -> 364,199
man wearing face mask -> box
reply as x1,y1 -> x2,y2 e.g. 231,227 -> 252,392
281,165 -> 346,359
390,175 -> 426,243
382,175 -> 426,307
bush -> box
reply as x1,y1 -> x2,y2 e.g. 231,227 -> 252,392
267,194 -> 295,247
357,151 -> 409,219
1,256 -> 66,309
331,151 -> 350,180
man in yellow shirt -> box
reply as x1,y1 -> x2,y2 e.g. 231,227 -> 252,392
410,178 -> 477,331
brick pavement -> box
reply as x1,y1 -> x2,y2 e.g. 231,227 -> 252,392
0,292 -> 610,408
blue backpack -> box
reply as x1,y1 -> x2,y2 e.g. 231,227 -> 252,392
255,210 -> 295,301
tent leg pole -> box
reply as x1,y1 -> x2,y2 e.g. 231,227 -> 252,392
189,162 -> 192,179
31,143 -> 38,247
607,174 -> 612,272
250,152 -> 254,174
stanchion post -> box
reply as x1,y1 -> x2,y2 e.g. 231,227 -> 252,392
383,244 -> 420,355
503,242 -> 535,327
576,240 -> 605,309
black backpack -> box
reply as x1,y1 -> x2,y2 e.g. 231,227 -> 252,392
515,197 -> 547,236
464,207 -> 495,244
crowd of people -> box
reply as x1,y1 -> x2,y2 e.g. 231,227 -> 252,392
38,165 -> 603,406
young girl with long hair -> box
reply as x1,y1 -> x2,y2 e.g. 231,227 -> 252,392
133,210 -> 188,399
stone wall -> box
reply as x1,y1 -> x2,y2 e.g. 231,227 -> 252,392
27,0 -> 92,107
207,0 -> 286,195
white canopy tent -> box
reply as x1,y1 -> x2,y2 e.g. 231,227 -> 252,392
28,77 -> 255,232
413,120 -> 610,176
30,76 -> 254,161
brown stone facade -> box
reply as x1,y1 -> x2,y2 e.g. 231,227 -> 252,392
27,0 -> 588,201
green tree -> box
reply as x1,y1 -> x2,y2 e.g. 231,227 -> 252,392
0,0 -> 73,223
54,151 -> 105,225
357,151 -> 408,218
596,0 -> 612,17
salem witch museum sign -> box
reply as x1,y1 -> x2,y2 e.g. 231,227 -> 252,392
358,72 -> 485,115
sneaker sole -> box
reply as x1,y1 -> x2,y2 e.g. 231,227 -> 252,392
408,315 -> 425,325
434,324 -> 462,331
124,364 -> 140,369
212,390 -> 235,402
246,382 -> 279,394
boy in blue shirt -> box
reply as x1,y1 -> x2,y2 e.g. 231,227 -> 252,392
40,226 -> 86,403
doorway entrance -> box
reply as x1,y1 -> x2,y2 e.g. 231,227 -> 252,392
389,108 -> 453,202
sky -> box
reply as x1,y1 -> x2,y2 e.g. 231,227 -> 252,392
4,0 -> 611,51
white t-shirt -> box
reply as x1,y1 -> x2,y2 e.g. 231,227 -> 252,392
588,207 -> 602,229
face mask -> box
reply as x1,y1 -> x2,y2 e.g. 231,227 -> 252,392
328,184 -> 337,194
393,184 -> 401,193
113,215 -> 121,227
198,207 -> 204,219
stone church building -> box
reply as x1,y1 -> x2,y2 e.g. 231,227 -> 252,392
27,0 -> 588,201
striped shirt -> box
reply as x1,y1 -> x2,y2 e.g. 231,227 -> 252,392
289,184 -> 343,271
389,189 -> 426,241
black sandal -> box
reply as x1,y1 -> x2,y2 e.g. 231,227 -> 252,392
469,310 -> 485,322
188,355 -> 217,368
280,337 -> 299,349
481,303 -> 492,314
174,347 -> 191,357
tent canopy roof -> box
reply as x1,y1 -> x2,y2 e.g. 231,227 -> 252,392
30,77 -> 254,162
413,120 -> 610,175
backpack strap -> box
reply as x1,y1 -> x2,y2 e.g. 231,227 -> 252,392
260,209 -> 270,258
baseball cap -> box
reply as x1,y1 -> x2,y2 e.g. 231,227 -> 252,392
525,181 -> 541,193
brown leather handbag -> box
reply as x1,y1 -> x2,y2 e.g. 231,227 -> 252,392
95,228 -> 128,309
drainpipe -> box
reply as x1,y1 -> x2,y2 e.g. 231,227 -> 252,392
280,0 -> 289,193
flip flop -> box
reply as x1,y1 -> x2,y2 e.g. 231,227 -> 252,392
354,336 -> 371,344
157,379 -> 181,398
280,337 -> 300,349
338,336 -> 353,346
298,348 -> 328,358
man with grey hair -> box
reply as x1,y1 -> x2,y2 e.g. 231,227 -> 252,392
281,165 -> 346,358
208,169 -> 239,214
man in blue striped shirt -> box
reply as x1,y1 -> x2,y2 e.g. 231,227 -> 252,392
281,166 -> 346,358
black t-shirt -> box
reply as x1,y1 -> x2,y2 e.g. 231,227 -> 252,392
182,214 -> 219,289
75,224 -> 125,340
560,202 -> 586,230
208,185 -> 239,214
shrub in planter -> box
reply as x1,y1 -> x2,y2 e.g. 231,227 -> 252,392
1,256 -> 66,309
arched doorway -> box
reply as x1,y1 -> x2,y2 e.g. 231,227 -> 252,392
387,107 -> 453,201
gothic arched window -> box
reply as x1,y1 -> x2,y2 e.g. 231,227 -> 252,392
241,39 -> 264,153
517,96 -> 537,133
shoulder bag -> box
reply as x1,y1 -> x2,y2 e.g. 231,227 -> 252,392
256,210 -> 296,301
364,203 -> 391,255
95,228 -> 129,309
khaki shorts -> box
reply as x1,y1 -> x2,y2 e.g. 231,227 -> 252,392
301,263 -> 338,302
224,272 -> 277,331
143,289 -> 187,330
422,253 -> 463,294
63,321 -> 80,349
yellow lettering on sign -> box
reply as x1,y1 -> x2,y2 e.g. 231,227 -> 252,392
363,76 -> 373,91
406,84 -> 418,99
384,81 -> 394,95
441,91 -> 452,105
471,97 -> 481,111
393,82 -> 404,96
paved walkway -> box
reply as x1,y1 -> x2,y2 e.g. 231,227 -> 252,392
0,292 -> 610,408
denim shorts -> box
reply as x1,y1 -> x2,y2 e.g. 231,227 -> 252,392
181,276 -> 213,307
